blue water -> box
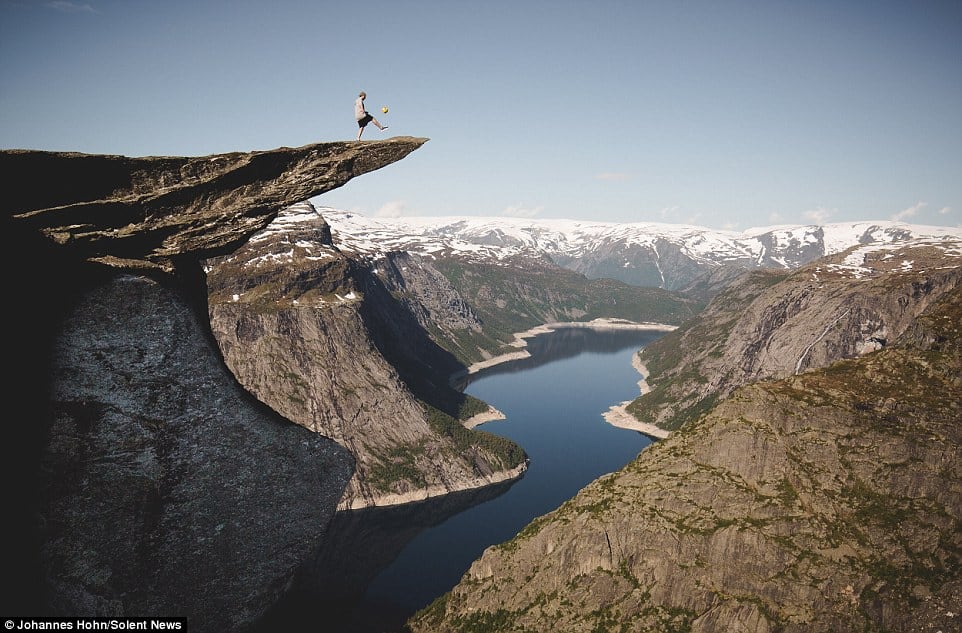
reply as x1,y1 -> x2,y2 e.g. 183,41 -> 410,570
367,329 -> 662,613
256,327 -> 664,632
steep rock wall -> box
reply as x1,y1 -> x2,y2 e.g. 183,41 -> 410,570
45,274 -> 351,631
373,250 -> 485,339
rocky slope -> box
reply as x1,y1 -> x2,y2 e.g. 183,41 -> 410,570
627,237 -> 962,431
205,202 -> 527,509
412,260 -> 962,633
3,138 -> 425,631
323,208 -> 959,291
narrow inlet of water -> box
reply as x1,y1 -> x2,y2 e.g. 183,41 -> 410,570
256,327 -> 664,632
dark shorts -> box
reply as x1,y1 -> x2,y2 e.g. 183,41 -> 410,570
357,113 -> 373,128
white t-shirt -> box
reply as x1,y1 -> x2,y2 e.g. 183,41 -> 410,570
354,97 -> 367,121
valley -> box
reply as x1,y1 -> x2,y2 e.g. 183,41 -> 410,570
254,327 -> 664,632
413,285 -> 962,632
8,138 -> 960,632
210,201 -> 962,631
205,202 -> 697,509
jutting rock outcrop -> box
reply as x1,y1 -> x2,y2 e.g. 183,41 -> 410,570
2,138 -> 426,631
411,243 -> 962,633
4,139 -> 425,271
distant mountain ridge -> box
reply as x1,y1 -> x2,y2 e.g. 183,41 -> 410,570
321,207 -> 961,290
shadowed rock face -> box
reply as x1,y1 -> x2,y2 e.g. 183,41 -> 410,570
2,138 -> 426,631
46,275 -> 352,631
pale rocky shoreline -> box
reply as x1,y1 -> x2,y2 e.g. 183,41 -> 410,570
341,461 -> 529,510
603,353 -> 671,440
462,406 -> 507,429
450,318 -> 677,387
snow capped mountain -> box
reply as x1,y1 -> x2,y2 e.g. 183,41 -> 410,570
311,204 -> 962,290
320,206 -> 755,262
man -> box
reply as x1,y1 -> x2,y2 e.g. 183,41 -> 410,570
354,91 -> 387,140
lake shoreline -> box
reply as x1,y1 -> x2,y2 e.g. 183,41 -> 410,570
603,354 -> 670,439
462,407 -> 506,429
341,460 -> 529,510
450,318 -> 678,392
320,326 -> 662,631
454,319 -> 675,439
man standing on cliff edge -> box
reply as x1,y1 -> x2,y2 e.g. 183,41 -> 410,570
355,91 -> 387,140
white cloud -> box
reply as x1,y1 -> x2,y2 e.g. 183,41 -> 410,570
768,212 -> 783,224
375,200 -> 407,218
501,204 -> 543,218
45,1 -> 97,13
938,206 -> 951,215
596,172 -> 631,182
657,206 -> 680,220
803,206 -> 835,224
891,201 -> 926,222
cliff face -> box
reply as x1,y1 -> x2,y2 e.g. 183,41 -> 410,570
412,258 -> 962,633
628,239 -> 962,431
3,138 -> 426,630
46,274 -> 351,630
372,250 -> 486,344
204,202 -> 527,509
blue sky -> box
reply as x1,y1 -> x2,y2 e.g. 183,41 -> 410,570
2,0 -> 960,230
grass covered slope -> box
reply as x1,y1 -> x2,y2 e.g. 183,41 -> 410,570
411,286 -> 962,632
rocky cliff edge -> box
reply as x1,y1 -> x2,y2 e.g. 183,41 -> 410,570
5,137 -> 426,271
2,138 -> 426,631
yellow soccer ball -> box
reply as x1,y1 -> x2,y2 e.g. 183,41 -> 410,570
381,106 -> 389,114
